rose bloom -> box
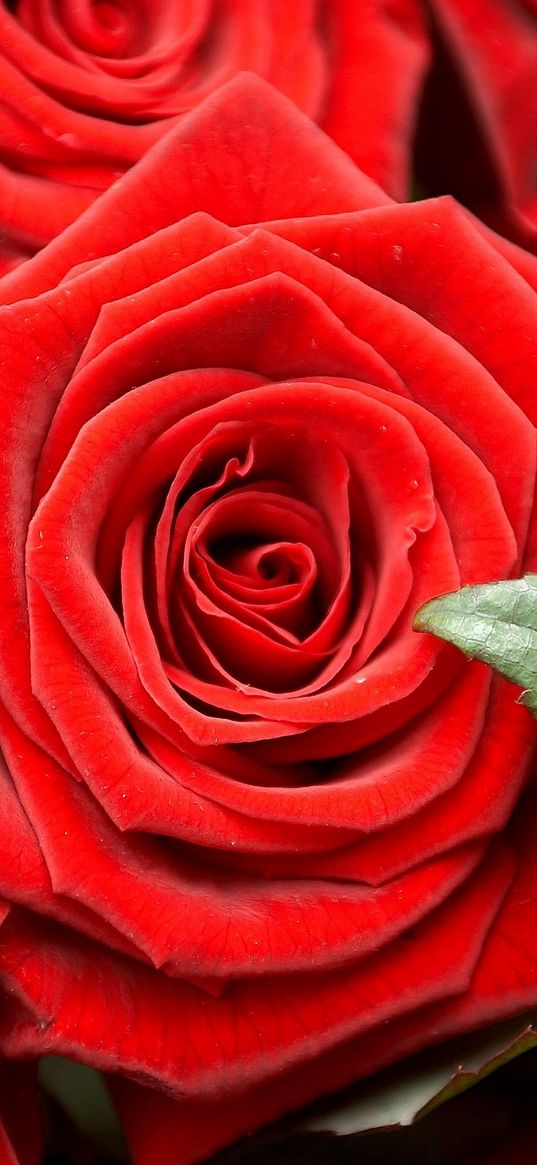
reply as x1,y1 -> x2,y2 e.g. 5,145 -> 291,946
0,0 -> 428,272
1,74 -> 537,1165
417,0 -> 537,256
1,1 -> 536,274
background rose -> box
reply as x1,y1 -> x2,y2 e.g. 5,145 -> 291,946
0,0 -> 428,273
2,1 -> 537,278
417,0 -> 537,255
1,76 -> 537,1164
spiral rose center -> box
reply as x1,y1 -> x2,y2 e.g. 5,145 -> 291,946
214,541 -> 310,586
112,418 -> 360,697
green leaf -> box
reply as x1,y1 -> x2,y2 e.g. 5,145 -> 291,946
410,177 -> 429,201
217,1033 -> 537,1164
414,573 -> 537,715
38,1056 -> 129,1161
296,1013 -> 537,1135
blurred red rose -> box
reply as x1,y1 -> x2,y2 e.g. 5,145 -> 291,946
1,76 -> 537,1165
0,0 -> 429,272
417,0 -> 537,255
2,1 -> 537,273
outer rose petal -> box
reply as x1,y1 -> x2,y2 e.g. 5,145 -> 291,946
422,0 -> 537,253
0,842 -> 514,1091
112,795 -> 537,1165
0,0 -> 420,265
322,0 -> 429,199
0,74 -> 391,304
3,0 -> 537,267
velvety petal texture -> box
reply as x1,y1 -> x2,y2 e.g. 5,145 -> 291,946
0,77 -> 537,1164
2,0 -> 537,272
0,0 -> 428,270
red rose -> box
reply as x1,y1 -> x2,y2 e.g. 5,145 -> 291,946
1,76 -> 537,1165
0,0 -> 429,273
3,0 -> 537,276
418,0 -> 537,255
